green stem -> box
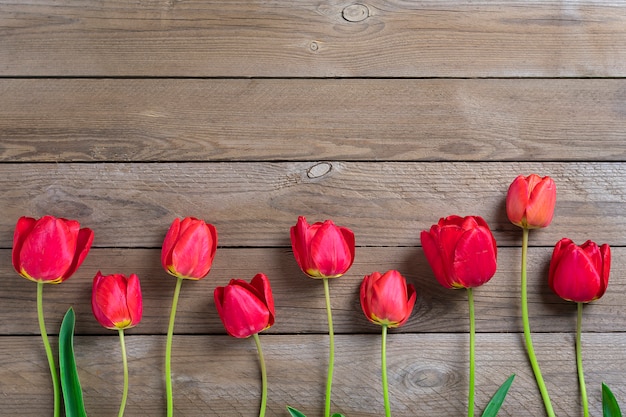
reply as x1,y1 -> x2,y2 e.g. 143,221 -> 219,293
118,329 -> 129,417
253,333 -> 267,417
37,282 -> 61,417
521,227 -> 555,417
381,324 -> 391,417
165,277 -> 183,417
323,278 -> 335,417
576,303 -> 589,417
467,288 -> 475,417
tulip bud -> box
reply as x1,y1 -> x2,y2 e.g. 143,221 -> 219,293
360,270 -> 416,328
12,215 -> 94,284
161,217 -> 218,280
506,174 -> 556,229
420,215 -> 497,289
290,216 -> 355,279
549,238 -> 610,303
92,271 -> 143,330
214,273 -> 276,338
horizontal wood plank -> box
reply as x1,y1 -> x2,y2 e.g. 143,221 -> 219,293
1,1 -> 625,77
3,1 -> 625,416
0,162 -> 623,247
1,333 -> 624,416
1,247 -> 624,335
2,78 -> 626,162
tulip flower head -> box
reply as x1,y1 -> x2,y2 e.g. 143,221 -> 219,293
12,215 -> 94,417
549,238 -> 610,303
360,270 -> 416,328
162,217 -> 218,417
161,217 -> 218,280
506,174 -> 556,229
290,216 -> 355,279
214,273 -> 275,338
289,216 -> 355,417
92,271 -> 143,330
420,215 -> 497,289
12,215 -> 94,284
509,176 -> 558,416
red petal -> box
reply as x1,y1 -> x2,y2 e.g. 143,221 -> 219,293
551,245 -> 602,302
62,227 -> 94,281
12,216 -> 37,274
506,176 -> 530,226
125,273 -> 143,327
217,284 -> 270,338
370,270 -> 408,324
420,228 -> 454,288
250,273 -> 275,325
290,216 -> 312,274
452,227 -> 497,288
399,284 -> 417,327
549,238 -> 572,285
161,218 -> 181,270
359,273 -> 376,320
169,219 -> 217,279
525,177 -> 556,228
310,221 -> 353,277
18,216 -> 77,282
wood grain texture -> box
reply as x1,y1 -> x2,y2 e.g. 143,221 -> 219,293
2,78 -> 626,162
1,1 -> 625,77
1,333 -> 624,416
1,162 -> 623,247
2,1 -> 626,415
0,247 -> 624,336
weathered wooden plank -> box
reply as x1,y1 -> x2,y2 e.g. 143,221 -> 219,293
1,247 -> 624,335
0,162 -> 623,247
2,78 -> 626,162
1,1 -> 625,77
1,333 -> 624,416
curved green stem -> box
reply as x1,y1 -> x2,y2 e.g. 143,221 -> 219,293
253,333 -> 267,417
521,227 -> 555,417
467,288 -> 475,417
576,303 -> 589,417
381,324 -> 391,417
118,329 -> 129,417
37,282 -> 61,417
323,278 -> 335,417
165,277 -> 183,417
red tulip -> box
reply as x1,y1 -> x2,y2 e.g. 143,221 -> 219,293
290,216 -> 355,278
161,217 -> 218,280
92,271 -> 143,330
214,273 -> 275,338
420,215 -> 497,289
506,174 -> 556,229
12,215 -> 94,284
549,238 -> 610,303
360,270 -> 416,328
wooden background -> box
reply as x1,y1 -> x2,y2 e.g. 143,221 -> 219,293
1,1 -> 625,416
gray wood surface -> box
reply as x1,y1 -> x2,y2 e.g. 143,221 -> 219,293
1,1 -> 625,416
1,79 -> 625,162
1,334 -> 623,416
1,1 -> 625,77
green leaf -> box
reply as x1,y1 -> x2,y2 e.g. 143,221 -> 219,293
59,308 -> 88,417
286,406 -> 307,417
603,383 -> 623,417
331,414 -> 346,417
481,374 -> 515,417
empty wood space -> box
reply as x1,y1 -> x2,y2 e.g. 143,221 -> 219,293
1,1 -> 625,416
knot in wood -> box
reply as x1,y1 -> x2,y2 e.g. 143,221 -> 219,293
307,162 -> 332,179
342,4 -> 369,22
